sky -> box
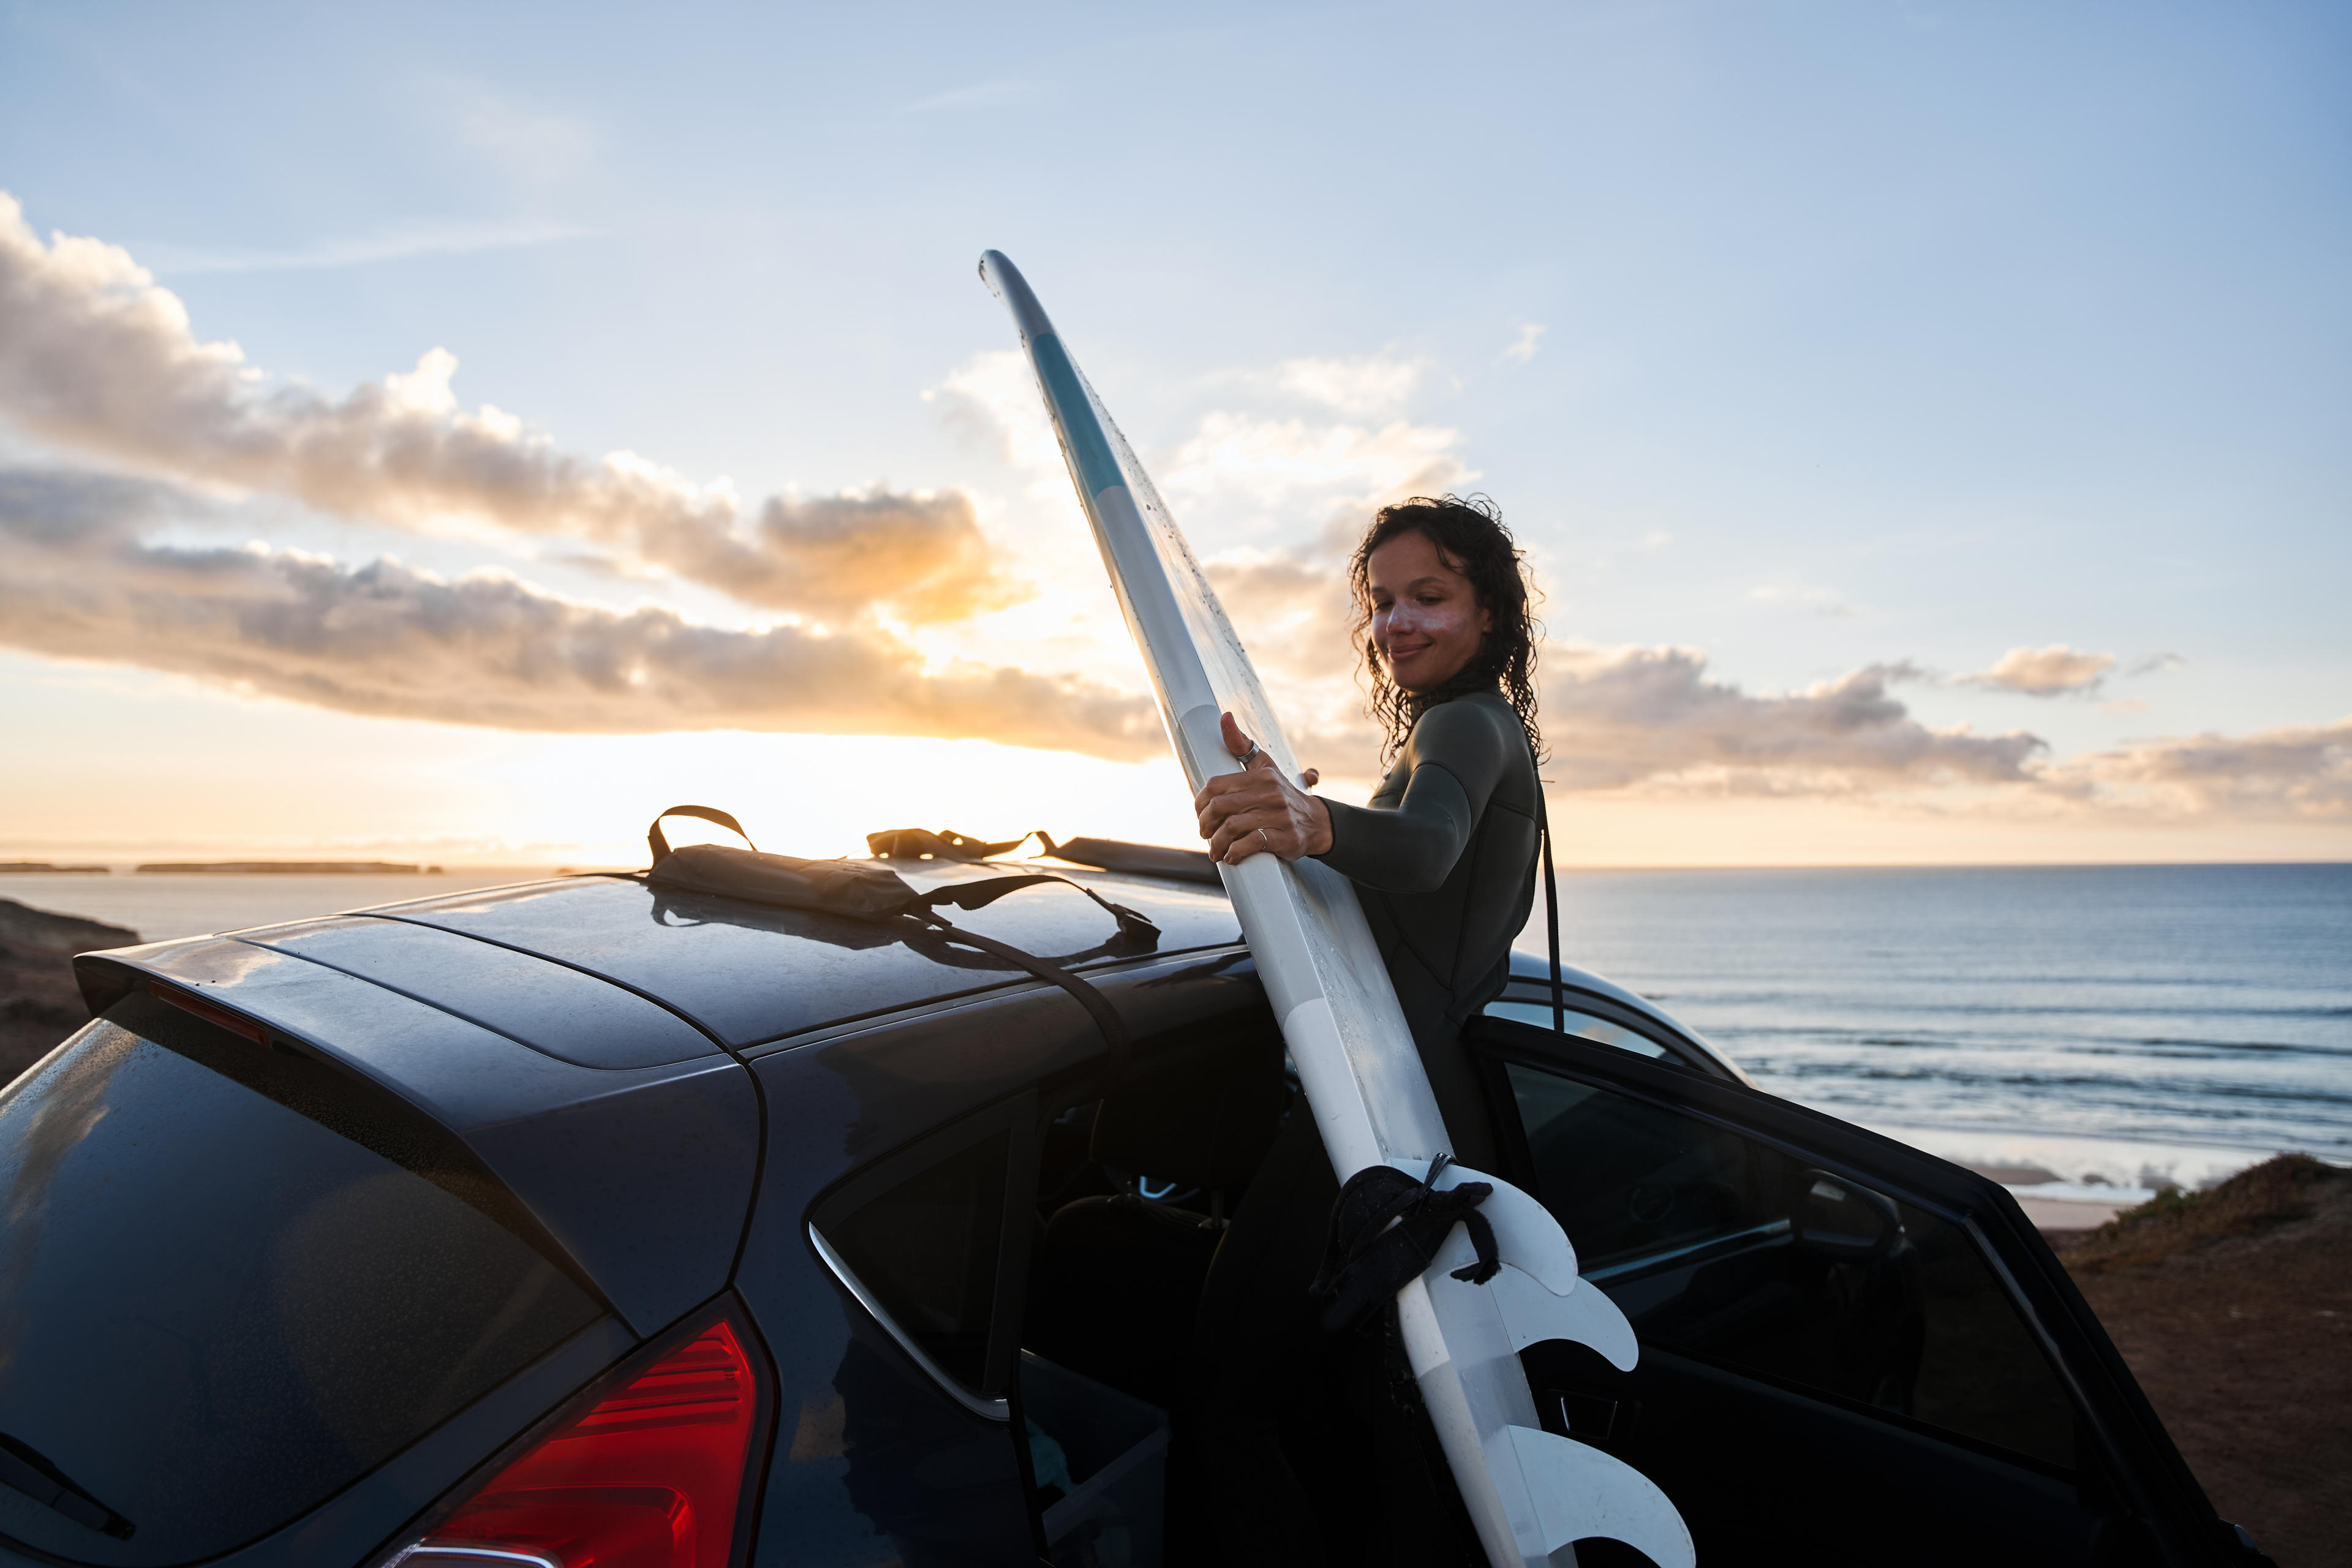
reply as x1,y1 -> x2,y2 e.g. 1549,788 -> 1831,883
1,0 -> 2346,868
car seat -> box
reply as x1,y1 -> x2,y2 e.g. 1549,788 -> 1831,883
1025,1027 -> 1289,1411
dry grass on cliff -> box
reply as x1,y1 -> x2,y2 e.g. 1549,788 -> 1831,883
2057,1154 -> 2351,1567
2067,1155 -> 2350,1275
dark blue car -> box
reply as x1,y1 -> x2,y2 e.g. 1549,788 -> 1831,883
0,836 -> 2266,1567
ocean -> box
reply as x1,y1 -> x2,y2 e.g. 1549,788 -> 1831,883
1540,862 -> 2351,1202
6,862 -> 2345,1203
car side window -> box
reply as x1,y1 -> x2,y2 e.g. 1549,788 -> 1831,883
1482,1001 -> 1671,1060
812,1106 -> 1031,1403
1502,1060 -> 2077,1471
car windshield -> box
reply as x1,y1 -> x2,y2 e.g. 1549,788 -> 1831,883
0,991 -> 605,1564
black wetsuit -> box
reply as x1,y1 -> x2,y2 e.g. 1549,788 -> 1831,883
1185,687 -> 1539,1562
1315,687 -> 1540,1171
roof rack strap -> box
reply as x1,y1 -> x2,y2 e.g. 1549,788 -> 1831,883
913,914 -> 1133,1085
867,827 -> 1041,863
648,804 -> 756,864
908,872 -> 1158,944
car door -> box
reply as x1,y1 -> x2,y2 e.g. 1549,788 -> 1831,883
1463,1012 -> 2267,1568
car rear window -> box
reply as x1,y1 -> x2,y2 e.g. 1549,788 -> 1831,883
0,990 -> 606,1564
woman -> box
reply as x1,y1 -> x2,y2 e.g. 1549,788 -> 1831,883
1195,492 -> 1544,1170
1184,494 -> 1544,1562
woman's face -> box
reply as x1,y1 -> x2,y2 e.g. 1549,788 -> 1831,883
1366,529 -> 1491,694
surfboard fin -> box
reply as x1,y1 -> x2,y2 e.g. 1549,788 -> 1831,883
1504,1424 -> 1697,1568
1415,1159 -> 1581,1295
1486,1262 -> 1638,1370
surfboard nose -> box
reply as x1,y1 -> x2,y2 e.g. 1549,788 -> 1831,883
978,250 -> 1056,342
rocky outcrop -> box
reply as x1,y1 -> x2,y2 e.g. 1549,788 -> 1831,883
0,898 -> 138,1084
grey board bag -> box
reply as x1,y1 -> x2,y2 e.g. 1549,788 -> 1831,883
643,805 -> 1153,1073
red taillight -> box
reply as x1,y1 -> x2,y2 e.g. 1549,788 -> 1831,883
148,979 -> 268,1044
405,1317 -> 764,1568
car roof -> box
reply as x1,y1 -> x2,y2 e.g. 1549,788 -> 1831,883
1502,949 -> 1749,1081
81,853 -> 1735,1075
235,859 -> 1247,1051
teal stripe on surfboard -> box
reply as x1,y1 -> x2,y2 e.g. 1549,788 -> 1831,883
1027,333 -> 1123,500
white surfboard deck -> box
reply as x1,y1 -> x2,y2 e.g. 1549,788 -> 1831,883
980,251 -> 1694,1568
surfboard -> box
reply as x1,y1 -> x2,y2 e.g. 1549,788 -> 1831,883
979,251 -> 1695,1568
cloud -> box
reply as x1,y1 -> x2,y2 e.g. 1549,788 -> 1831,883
2057,720 -> 2351,820
1201,548 -> 1368,756
1205,551 -> 1357,677
1538,647 -> 2043,793
0,467 -> 1158,756
616,486 -> 1028,625
1964,643 -> 2116,696
1254,639 -> 2043,795
929,345 -> 1475,567
926,349 -> 1067,481
1161,413 -> 1474,530
1499,323 -> 1545,366
9,465 -> 2334,826
137,218 -> 600,276
1257,352 -> 1431,418
1198,546 -> 2041,793
0,192 -> 1020,625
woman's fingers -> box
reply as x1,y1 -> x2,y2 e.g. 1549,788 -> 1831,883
1210,803 -> 1301,863
1205,805 -> 1252,859
1218,710 -> 1275,771
1216,816 -> 1277,863
1219,710 -> 1254,760
1195,720 -> 1326,861
1193,768 -> 1280,831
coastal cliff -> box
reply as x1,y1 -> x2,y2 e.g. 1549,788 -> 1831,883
0,897 -> 138,1081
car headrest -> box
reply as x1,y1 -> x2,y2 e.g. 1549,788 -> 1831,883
1090,1027 -> 1287,1191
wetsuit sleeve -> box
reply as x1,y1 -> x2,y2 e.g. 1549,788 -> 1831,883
1315,702 -> 1517,894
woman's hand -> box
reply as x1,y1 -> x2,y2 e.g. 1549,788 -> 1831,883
1194,712 -> 1333,864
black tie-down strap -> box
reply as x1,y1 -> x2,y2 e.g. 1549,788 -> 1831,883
649,804 -> 756,863
644,808 -> 1147,1088
867,826 -> 1039,863
1310,1155 -> 1501,1333
907,872 -> 1158,946
907,913 -> 1133,1085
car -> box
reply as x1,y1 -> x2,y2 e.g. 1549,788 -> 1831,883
0,831 -> 2271,1568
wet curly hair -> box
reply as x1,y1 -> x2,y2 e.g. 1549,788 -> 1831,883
1348,494 -> 1544,767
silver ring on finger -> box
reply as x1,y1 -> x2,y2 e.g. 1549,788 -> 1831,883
1256,826 -> 1271,848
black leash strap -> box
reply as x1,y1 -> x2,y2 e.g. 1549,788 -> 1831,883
1537,786 -> 1564,1035
910,913 -> 1132,1085
1310,1156 -> 1499,1333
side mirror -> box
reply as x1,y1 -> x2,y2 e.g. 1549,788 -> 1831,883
1792,1169 -> 1901,1258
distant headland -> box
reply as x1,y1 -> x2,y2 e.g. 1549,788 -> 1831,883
0,862 -> 110,874
132,861 -> 444,875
